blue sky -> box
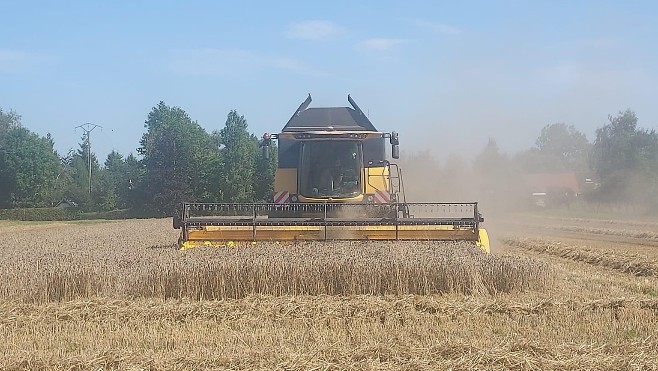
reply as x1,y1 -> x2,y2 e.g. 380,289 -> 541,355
2,0 -> 657,161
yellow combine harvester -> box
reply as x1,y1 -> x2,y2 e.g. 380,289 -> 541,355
174,95 -> 489,252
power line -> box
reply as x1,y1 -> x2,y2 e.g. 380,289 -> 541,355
74,123 -> 102,194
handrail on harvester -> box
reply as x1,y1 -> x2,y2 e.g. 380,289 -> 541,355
175,202 -> 483,229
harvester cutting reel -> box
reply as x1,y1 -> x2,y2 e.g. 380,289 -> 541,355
174,202 -> 490,253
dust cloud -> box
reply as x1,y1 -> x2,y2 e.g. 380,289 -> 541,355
394,143 -> 658,254
396,150 -> 526,213
394,149 -> 533,254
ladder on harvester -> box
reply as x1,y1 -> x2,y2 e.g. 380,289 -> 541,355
388,163 -> 410,218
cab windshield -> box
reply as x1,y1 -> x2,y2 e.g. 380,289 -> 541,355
300,141 -> 362,198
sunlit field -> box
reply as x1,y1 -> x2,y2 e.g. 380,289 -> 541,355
0,218 -> 656,370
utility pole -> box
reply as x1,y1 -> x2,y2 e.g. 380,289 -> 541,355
74,123 -> 102,194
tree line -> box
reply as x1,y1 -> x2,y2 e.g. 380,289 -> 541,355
518,109 -> 658,208
1,103 -> 656,215
0,102 -> 275,215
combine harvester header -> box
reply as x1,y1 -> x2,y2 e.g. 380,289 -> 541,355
174,95 -> 489,252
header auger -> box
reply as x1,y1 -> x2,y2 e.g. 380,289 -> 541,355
174,94 -> 489,252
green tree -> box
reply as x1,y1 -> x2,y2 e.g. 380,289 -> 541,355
100,151 -> 146,210
535,123 -> 590,172
514,123 -> 590,173
591,109 -> 635,179
0,108 -> 21,132
122,153 -> 145,208
104,151 -> 133,209
138,101 -> 216,214
218,110 -> 258,202
589,109 -> 658,204
0,109 -> 60,208
93,168 -> 117,211
253,141 -> 277,202
52,149 -> 75,205
95,150 -> 127,211
66,134 -> 101,210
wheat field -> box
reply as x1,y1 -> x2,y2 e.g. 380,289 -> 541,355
0,218 -> 657,370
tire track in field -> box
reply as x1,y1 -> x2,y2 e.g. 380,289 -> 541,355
504,237 -> 658,277
499,219 -> 658,254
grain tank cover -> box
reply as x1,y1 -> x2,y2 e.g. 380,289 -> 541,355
282,94 -> 378,132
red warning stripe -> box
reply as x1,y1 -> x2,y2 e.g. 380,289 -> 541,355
273,191 -> 290,204
374,190 -> 390,204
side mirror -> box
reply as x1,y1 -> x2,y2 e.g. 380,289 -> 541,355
260,132 -> 272,159
389,131 -> 400,159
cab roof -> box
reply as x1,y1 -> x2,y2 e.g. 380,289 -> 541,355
282,94 -> 378,132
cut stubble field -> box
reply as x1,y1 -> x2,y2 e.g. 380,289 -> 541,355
0,217 -> 657,370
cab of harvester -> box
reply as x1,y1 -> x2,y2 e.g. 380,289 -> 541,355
261,94 -> 403,206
